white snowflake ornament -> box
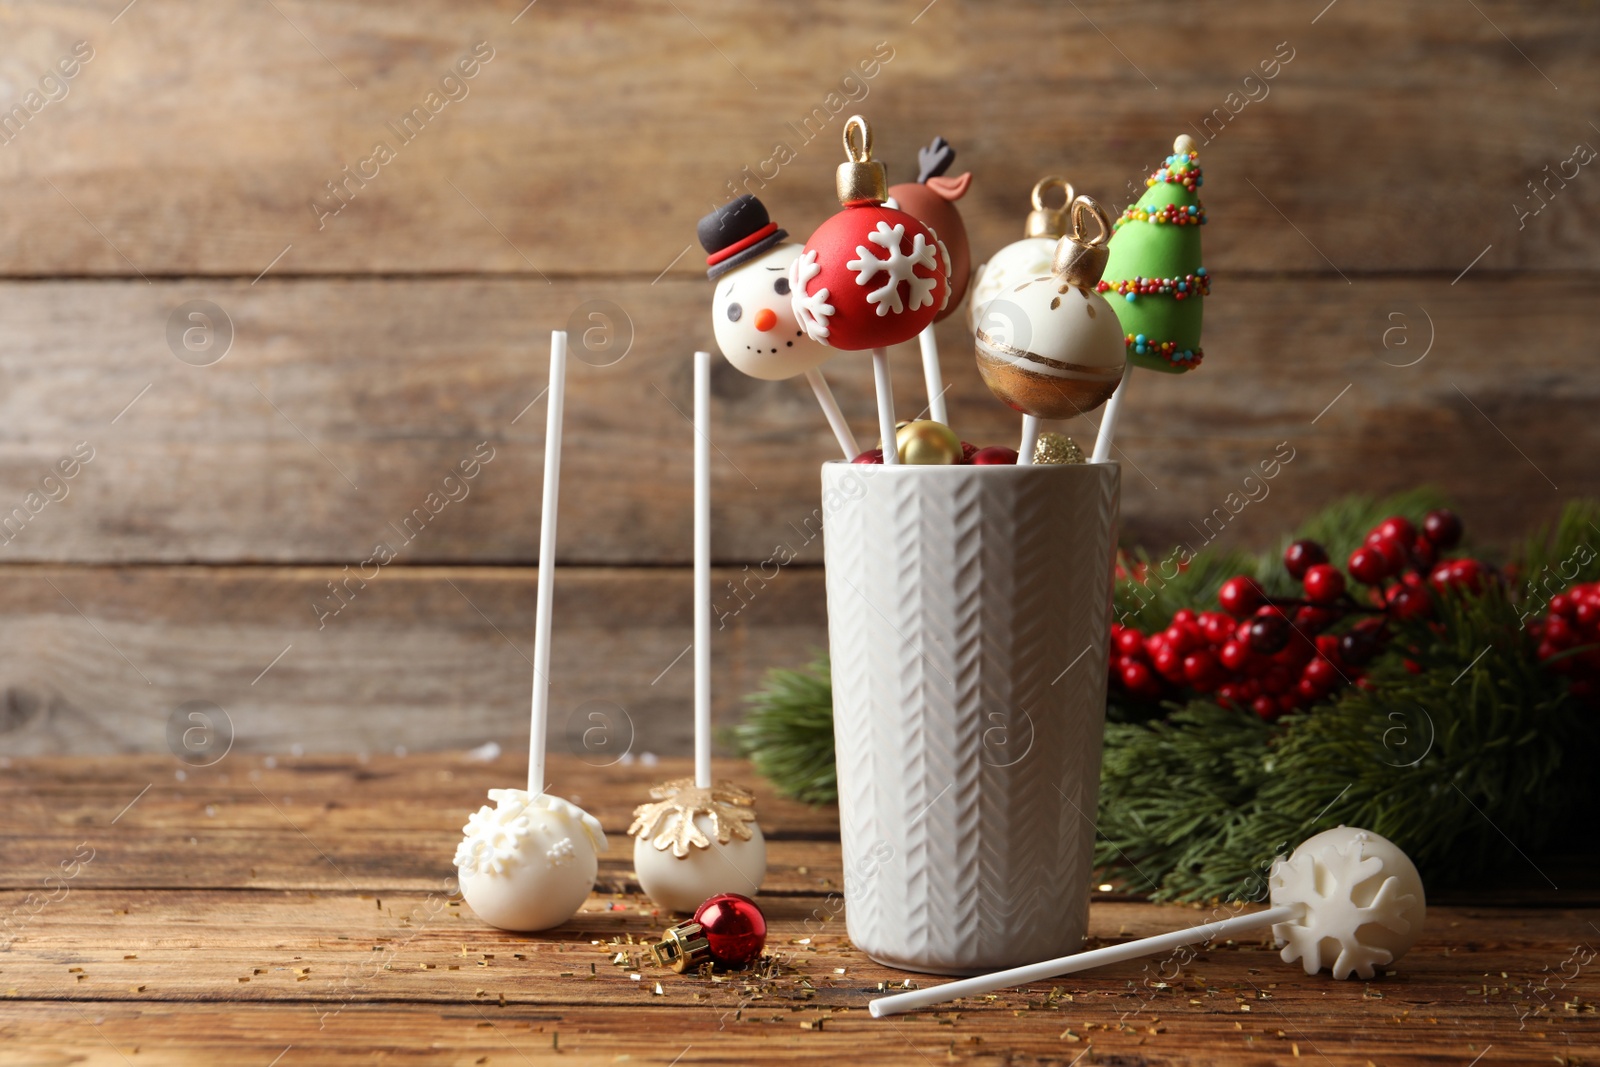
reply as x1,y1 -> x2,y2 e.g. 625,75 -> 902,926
1268,825 -> 1426,979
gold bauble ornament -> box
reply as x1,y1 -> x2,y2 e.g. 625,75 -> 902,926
1033,431 -> 1086,466
878,420 -> 962,465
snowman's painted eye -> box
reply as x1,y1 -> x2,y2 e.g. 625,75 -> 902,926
773,277 -> 790,296
726,303 -> 742,322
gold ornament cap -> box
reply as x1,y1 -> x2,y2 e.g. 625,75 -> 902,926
1024,176 -> 1074,238
1052,195 -> 1112,289
650,919 -> 712,974
836,115 -> 888,206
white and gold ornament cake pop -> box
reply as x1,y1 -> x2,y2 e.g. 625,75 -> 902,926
456,789 -> 607,931
966,176 -> 1073,334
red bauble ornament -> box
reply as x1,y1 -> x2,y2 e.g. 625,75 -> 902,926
971,445 -> 1019,465
790,117 -> 951,352
852,448 -> 885,464
693,893 -> 767,968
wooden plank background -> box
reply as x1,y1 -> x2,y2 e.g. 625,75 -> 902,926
0,0 -> 1595,755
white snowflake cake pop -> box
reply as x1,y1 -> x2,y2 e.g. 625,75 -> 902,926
456,788 -> 608,932
1268,824 -> 1426,980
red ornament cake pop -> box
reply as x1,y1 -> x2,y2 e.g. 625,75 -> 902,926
790,116 -> 952,352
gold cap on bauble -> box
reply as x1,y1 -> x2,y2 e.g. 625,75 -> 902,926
1052,196 -> 1112,290
1024,176 -> 1075,238
836,115 -> 888,206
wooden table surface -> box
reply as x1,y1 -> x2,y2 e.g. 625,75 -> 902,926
1,753 -> 1595,1065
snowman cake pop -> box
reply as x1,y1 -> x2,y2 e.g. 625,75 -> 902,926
966,175 -> 1073,335
454,332 -> 607,932
699,196 -> 858,458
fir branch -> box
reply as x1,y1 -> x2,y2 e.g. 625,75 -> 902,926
735,651 -> 838,804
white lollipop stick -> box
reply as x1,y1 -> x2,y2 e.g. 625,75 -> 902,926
917,327 -> 948,425
1091,364 -> 1132,464
1017,415 -> 1041,466
694,350 -> 713,789
871,347 -> 899,465
528,331 -> 567,795
871,904 -> 1299,1018
805,366 -> 860,460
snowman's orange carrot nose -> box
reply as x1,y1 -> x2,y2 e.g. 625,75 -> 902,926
754,307 -> 778,332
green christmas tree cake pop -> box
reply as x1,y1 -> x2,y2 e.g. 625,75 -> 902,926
1098,134 -> 1209,373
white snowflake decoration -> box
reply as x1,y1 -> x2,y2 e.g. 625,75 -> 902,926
934,233 -> 952,313
1270,832 -> 1418,980
846,221 -> 940,317
790,249 -> 833,342
454,788 -> 608,876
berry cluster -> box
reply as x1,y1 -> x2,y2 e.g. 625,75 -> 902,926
1532,581 -> 1600,706
1111,509 -> 1484,721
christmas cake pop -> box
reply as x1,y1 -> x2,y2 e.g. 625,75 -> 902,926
455,332 -> 607,932
791,116 -> 952,465
699,196 -> 859,460
966,176 -> 1073,335
1091,134 -> 1211,463
974,195 -> 1125,461
1099,134 -> 1209,374
888,137 -> 973,425
871,825 -> 1425,1017
630,351 -> 767,914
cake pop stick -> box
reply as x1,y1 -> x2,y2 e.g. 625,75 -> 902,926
804,367 -> 860,460
454,331 -> 608,933
791,116 -> 952,463
1093,134 -> 1211,460
693,349 -> 712,789
528,328 -> 566,795
629,351 -> 768,912
871,825 -> 1425,1018
699,196 -> 857,460
890,136 -> 973,427
1090,364 -> 1130,464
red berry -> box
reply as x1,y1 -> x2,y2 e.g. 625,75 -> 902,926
1171,608 -> 1198,626
1315,634 -> 1343,660
1303,656 -> 1339,688
1422,508 -> 1463,549
971,446 -> 1019,465
1386,584 -> 1431,621
1302,564 -> 1346,604
1216,682 -> 1245,707
1347,546 -> 1392,585
1545,615 -> 1575,646
1248,614 -> 1291,655
1339,627 -> 1382,667
1411,536 -> 1438,569
1183,650 -> 1223,690
1576,602 -> 1600,629
1446,558 -> 1487,593
1219,639 -> 1252,671
1199,611 -> 1236,645
1377,516 -> 1417,546
1296,677 -> 1323,702
1251,695 -> 1279,720
1121,660 -> 1156,693
1164,624 -> 1200,655
1218,576 -> 1265,617
1152,644 -> 1183,679
1294,605 -> 1339,632
959,441 -> 981,463
1365,533 -> 1409,573
1115,628 -> 1145,656
1283,540 -> 1329,580
1550,593 -> 1574,618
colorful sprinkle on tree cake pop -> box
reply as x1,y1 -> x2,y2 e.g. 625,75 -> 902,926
1098,135 -> 1210,373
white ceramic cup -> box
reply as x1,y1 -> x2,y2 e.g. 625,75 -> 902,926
821,460 -> 1119,975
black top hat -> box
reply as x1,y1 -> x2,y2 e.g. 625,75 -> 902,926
698,194 -> 788,280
